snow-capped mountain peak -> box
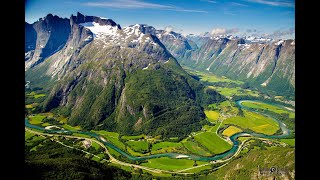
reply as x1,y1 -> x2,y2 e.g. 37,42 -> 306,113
79,22 -> 120,38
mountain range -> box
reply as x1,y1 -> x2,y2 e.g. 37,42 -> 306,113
25,13 -> 223,138
154,31 -> 295,96
25,12 -> 294,137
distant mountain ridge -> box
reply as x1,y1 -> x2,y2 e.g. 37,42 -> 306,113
162,32 -> 295,96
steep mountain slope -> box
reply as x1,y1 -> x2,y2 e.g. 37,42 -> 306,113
206,147 -> 295,179
25,14 -> 71,70
154,30 -> 198,60
116,24 -> 199,62
25,13 -> 223,138
165,33 -> 295,96
185,33 -> 211,47
186,38 -> 295,94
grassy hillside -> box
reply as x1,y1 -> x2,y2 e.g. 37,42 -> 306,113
25,135 -> 133,179
205,147 -> 295,179
27,47 -> 224,139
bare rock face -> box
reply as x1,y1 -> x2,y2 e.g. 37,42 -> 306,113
202,39 -> 295,95
25,14 -> 71,70
25,22 -> 37,53
163,32 -> 295,95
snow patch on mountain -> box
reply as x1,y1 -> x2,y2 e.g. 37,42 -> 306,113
99,16 -> 109,20
274,40 -> 284,46
79,22 -> 161,48
238,43 -> 251,50
79,22 -> 119,38
290,40 -> 295,46
143,63 -> 151,70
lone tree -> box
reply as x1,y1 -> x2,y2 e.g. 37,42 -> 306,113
237,107 -> 244,117
193,160 -> 198,167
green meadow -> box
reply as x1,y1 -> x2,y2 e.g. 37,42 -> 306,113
182,140 -> 212,156
194,132 -> 232,154
92,130 -> 119,139
121,134 -> 145,141
222,126 -> 243,137
223,110 -> 280,135
241,101 -> 295,118
280,139 -> 295,146
183,67 -> 243,85
184,164 -> 212,173
62,124 -> 81,131
26,91 -> 46,98
25,130 -> 35,140
151,141 -> 183,151
91,141 -> 101,150
141,157 -> 207,171
208,86 -> 260,97
29,115 -> 46,125
126,140 -> 149,152
204,110 -> 219,122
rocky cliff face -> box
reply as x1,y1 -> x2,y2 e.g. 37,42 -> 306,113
155,30 -> 198,59
120,25 -> 199,62
25,13 -> 221,137
185,33 -> 211,47
25,22 -> 37,53
25,14 -> 71,70
161,32 -> 295,96
189,38 -> 294,95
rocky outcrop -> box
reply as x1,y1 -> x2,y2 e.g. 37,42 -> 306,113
70,12 -> 121,29
25,22 -> 37,53
25,14 -> 71,70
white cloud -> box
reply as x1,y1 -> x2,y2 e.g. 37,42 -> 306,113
164,26 -> 174,33
246,0 -> 294,7
85,0 -> 208,13
211,28 -> 239,36
211,28 -> 227,36
202,0 -> 217,3
267,28 -> 295,39
230,2 -> 249,7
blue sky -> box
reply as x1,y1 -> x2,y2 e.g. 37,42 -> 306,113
25,0 -> 295,39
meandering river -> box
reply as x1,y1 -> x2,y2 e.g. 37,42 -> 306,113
25,100 -> 292,162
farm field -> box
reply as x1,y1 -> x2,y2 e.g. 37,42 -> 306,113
25,130 -> 35,140
222,126 -> 243,137
141,157 -> 207,171
280,139 -> 295,147
103,135 -> 126,150
204,110 -> 219,122
223,110 -> 280,135
26,103 -> 39,109
91,141 -> 101,150
126,140 -> 149,152
182,140 -> 212,156
151,141 -> 183,151
184,164 -> 212,173
209,86 -> 260,97
62,124 -> 81,131
194,131 -> 232,154
26,91 -> 46,98
28,114 -> 46,125
241,101 -> 295,118
92,130 -> 119,138
121,134 -> 145,140
183,66 -> 243,85
238,136 -> 252,142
